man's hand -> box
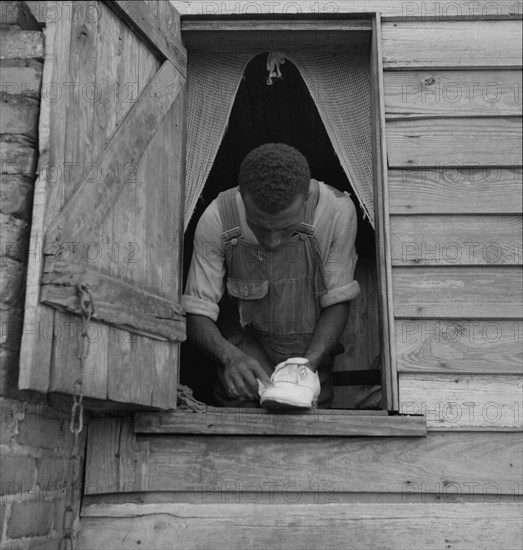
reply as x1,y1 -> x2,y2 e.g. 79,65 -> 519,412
224,351 -> 272,400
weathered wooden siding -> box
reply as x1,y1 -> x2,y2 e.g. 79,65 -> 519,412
80,502 -> 523,550
80,418 -> 523,549
381,19 -> 523,428
78,5 -> 522,549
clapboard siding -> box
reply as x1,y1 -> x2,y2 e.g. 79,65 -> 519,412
395,320 -> 523,374
390,215 -> 522,265
384,70 -> 522,118
388,168 -> 523,214
382,21 -> 523,69
79,502 -> 523,550
399,374 -> 523,430
84,418 -> 522,495
386,117 -> 522,167
392,267 -> 523,318
146,432 -> 522,491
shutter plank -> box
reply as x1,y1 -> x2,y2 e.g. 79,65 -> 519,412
103,13 -> 147,405
104,4 -> 184,409
48,0 -> 98,396
107,4 -> 162,407
18,15 -> 71,391
77,0 -> 125,399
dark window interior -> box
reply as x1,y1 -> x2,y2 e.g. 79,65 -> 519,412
181,53 -> 381,409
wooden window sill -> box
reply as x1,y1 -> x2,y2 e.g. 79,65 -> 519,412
134,408 -> 426,437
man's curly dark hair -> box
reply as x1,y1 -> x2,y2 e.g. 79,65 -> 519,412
238,143 -> 311,213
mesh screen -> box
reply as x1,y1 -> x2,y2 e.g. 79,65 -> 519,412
184,49 -> 374,230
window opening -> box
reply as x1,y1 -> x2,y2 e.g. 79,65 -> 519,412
181,52 -> 381,410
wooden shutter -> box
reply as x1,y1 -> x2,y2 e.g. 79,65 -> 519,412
18,0 -> 187,409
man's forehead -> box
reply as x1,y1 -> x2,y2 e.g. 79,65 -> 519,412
243,192 -> 306,222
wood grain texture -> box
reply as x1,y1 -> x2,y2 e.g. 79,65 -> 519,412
133,409 -> 425,436
390,215 -> 522,265
104,1 -> 184,409
173,1 -> 522,20
395,319 -> 523,374
20,1 -> 187,408
79,0 -> 124,400
84,417 -> 150,496
18,17 -> 65,391
181,20 -> 371,50
370,14 -> 398,410
84,418 -> 122,496
388,168 -> 523,214
83,420 -> 521,493
102,0 -> 187,77
145,432 -> 522,494
382,21 -> 523,69
384,70 -> 523,118
48,0 -> 99,398
399,373 -> 523,430
118,417 -> 150,493
386,117 -> 523,167
40,261 -> 185,341
79,502 -> 523,550
44,60 -> 184,248
392,267 -> 523,318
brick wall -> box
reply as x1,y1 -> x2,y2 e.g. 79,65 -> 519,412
1,3 -> 86,548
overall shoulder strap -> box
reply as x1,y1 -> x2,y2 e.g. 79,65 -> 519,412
217,187 -> 242,242
298,179 -> 320,236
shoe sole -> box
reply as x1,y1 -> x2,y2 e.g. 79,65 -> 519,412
259,382 -> 319,411
260,398 -> 313,411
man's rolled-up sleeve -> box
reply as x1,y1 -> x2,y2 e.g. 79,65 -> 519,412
182,204 -> 225,322
319,192 -> 361,308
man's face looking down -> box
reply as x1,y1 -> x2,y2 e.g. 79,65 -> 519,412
242,191 -> 307,251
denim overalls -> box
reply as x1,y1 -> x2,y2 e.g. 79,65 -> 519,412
215,180 -> 339,407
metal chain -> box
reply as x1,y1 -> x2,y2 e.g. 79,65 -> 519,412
61,283 -> 94,550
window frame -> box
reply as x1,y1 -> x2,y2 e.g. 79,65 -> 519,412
163,13 -> 420,436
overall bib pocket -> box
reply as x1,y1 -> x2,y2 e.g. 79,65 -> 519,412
227,278 -> 269,330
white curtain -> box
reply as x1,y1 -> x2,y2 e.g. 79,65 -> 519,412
184,49 -> 374,230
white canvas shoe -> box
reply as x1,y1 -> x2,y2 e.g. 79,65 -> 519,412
259,357 -> 320,410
